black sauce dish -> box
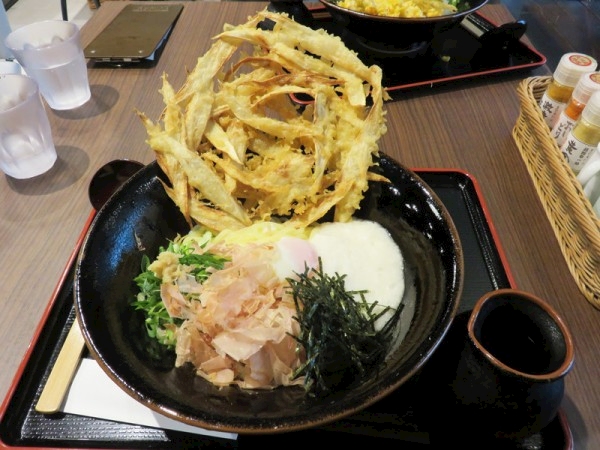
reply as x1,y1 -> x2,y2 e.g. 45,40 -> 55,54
73,154 -> 464,434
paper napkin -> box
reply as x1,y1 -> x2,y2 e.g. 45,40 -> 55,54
62,358 -> 237,440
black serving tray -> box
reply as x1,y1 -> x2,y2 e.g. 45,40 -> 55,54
287,5 -> 546,92
0,170 -> 572,449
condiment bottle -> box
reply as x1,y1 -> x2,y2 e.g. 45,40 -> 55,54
551,72 -> 600,146
539,53 -> 598,129
560,91 -> 600,173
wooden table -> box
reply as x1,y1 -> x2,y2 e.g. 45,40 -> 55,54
1,1 -> 598,447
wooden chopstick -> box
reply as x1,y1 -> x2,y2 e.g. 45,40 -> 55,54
35,318 -> 86,414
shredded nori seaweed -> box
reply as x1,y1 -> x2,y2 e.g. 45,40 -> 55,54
288,258 -> 403,396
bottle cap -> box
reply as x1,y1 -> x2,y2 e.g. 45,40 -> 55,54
571,72 -> 600,104
554,53 -> 598,87
581,91 -> 600,124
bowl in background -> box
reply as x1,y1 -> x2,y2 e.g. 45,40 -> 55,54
319,0 -> 488,48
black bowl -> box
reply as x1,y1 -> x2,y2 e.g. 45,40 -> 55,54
319,0 -> 488,48
74,154 -> 463,434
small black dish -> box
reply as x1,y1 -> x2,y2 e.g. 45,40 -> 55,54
88,159 -> 144,210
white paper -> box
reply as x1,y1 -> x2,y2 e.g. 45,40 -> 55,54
63,358 -> 237,440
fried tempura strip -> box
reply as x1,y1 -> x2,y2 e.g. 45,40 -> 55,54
138,9 -> 389,231
147,132 -> 251,226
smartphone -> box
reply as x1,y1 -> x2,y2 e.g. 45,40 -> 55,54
84,3 -> 183,63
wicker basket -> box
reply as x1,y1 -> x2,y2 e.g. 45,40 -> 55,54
513,76 -> 600,308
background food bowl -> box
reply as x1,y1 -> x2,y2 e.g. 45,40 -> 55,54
319,0 -> 489,48
74,154 -> 463,434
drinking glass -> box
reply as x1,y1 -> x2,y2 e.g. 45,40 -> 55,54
0,74 -> 57,179
5,20 -> 91,110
